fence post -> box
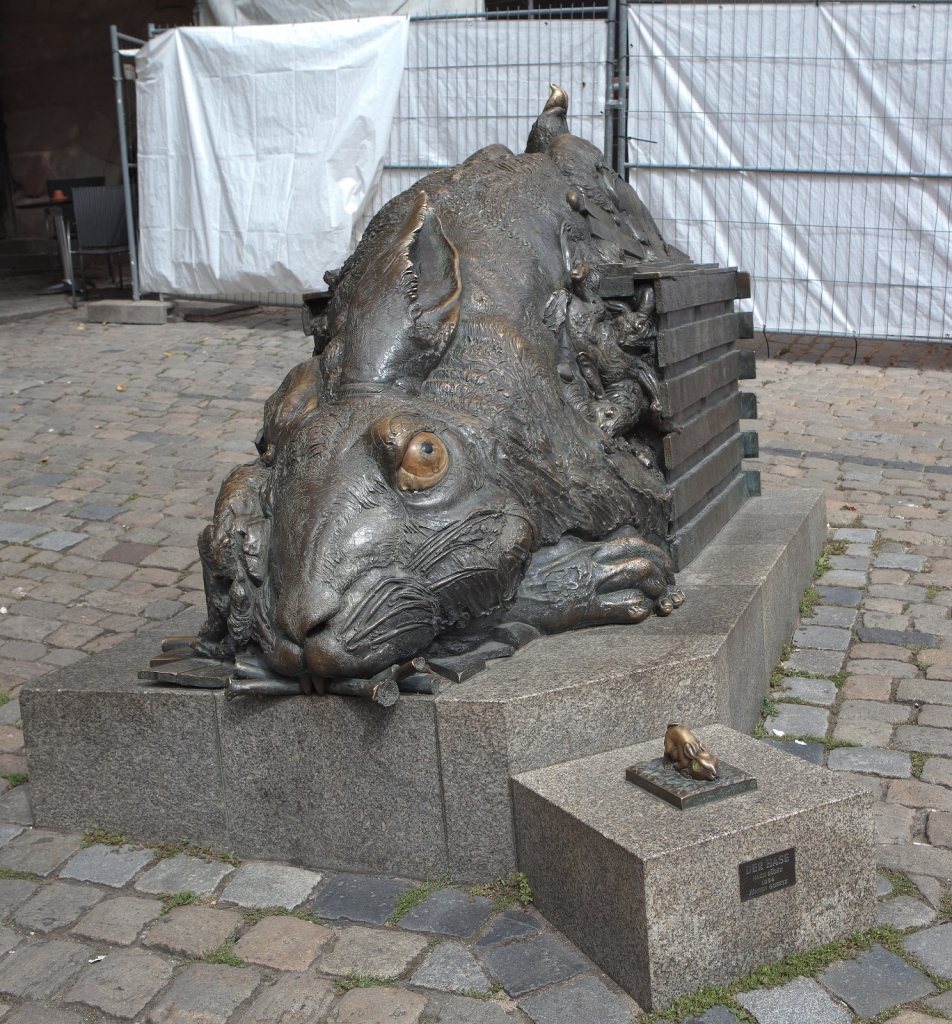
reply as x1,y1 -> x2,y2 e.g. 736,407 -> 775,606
616,0 -> 629,179
111,25 -> 140,301
604,0 -> 618,166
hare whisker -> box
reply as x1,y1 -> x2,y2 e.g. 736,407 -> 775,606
431,566 -> 498,590
337,577 -> 399,635
344,618 -> 437,653
345,596 -> 438,647
406,509 -> 508,574
340,576 -> 440,648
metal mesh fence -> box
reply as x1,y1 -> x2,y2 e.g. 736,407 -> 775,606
127,11 -> 613,308
356,9 -> 612,237
624,0 -> 952,343
121,3 -> 952,338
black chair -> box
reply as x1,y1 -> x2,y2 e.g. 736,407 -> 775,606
46,175 -> 107,234
68,186 -> 130,308
39,177 -> 106,286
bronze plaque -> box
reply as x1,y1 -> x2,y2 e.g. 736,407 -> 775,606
625,757 -> 757,809
739,847 -> 796,902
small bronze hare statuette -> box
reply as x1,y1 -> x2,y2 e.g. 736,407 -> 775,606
663,722 -> 719,781
627,724 -> 753,807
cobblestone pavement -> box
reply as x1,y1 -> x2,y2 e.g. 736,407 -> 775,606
0,308 -> 950,1022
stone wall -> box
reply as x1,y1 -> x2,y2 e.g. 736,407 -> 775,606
0,1 -> 192,238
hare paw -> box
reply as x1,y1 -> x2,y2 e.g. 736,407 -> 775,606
509,529 -> 682,634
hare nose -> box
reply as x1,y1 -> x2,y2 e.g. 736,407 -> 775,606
277,585 -> 341,646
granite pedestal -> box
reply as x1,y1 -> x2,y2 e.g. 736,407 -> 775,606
511,725 -> 876,1011
21,489 -> 824,882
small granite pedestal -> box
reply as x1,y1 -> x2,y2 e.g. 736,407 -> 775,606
511,725 -> 876,1011
22,489 -> 824,882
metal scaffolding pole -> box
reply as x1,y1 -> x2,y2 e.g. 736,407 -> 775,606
604,0 -> 618,166
111,25 -> 142,300
616,0 -> 629,179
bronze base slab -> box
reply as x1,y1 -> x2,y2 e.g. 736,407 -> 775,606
625,756 -> 757,809
138,655 -> 230,688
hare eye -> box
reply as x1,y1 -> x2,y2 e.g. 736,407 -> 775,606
692,761 -> 702,771
396,432 -> 448,491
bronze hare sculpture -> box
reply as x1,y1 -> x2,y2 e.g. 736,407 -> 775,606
663,722 -> 719,781
193,87 -> 685,689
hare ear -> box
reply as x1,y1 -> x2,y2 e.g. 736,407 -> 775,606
258,356 -> 325,459
341,191 -> 461,391
406,194 -> 462,374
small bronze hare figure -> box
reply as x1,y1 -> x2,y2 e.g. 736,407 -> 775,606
194,86 -> 686,686
663,722 -> 719,781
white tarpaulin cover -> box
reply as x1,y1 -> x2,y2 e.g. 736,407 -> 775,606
136,19 -> 409,300
627,3 -> 952,340
200,0 -> 480,25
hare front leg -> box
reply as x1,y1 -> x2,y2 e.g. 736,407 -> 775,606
508,529 -> 683,634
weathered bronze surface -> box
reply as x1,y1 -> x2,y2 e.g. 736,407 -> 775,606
626,757 -> 757,810
663,721 -> 720,781
162,86 -> 702,698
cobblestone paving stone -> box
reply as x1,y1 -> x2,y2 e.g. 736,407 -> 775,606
311,872 -> 415,925
58,843 -> 156,887
1,315 -> 952,1020
134,852 -> 234,896
409,941 -> 492,994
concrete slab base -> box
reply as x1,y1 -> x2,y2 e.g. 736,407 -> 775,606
87,299 -> 170,324
21,489 -> 824,882
512,725 -> 876,1011
172,299 -> 259,322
